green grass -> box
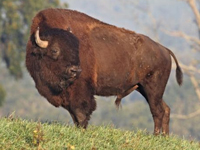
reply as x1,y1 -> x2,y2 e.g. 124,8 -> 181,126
0,117 -> 199,150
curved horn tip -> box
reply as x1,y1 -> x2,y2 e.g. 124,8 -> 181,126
35,27 -> 48,48
36,27 -> 40,31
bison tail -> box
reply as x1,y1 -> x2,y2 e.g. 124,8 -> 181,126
176,65 -> 183,86
167,48 -> 183,86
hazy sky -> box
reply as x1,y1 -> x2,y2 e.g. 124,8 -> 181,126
63,0 -> 193,34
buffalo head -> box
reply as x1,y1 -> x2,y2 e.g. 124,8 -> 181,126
33,27 -> 80,63
32,26 -> 81,81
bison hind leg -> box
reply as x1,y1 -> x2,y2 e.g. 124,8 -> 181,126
137,83 -> 165,135
137,69 -> 170,135
161,100 -> 170,135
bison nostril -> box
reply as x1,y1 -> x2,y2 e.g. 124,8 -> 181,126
70,68 -> 82,73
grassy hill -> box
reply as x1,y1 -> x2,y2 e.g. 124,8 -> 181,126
0,117 -> 199,150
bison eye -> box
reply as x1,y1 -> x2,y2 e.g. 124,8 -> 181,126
51,49 -> 58,53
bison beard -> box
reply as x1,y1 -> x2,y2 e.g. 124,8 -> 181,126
26,8 -> 183,135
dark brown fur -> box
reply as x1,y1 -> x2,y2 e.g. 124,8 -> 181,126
26,8 -> 183,134
26,27 -> 81,107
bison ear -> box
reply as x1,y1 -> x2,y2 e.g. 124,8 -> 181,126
35,27 -> 49,48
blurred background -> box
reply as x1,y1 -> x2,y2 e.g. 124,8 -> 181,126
0,0 -> 200,140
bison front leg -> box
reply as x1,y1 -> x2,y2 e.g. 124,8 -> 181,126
63,106 -> 80,127
64,106 -> 89,128
74,108 -> 90,128
72,97 -> 96,128
63,81 -> 96,128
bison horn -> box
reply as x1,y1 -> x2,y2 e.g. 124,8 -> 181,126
35,27 -> 48,48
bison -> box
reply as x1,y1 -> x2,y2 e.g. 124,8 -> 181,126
26,8 -> 183,135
